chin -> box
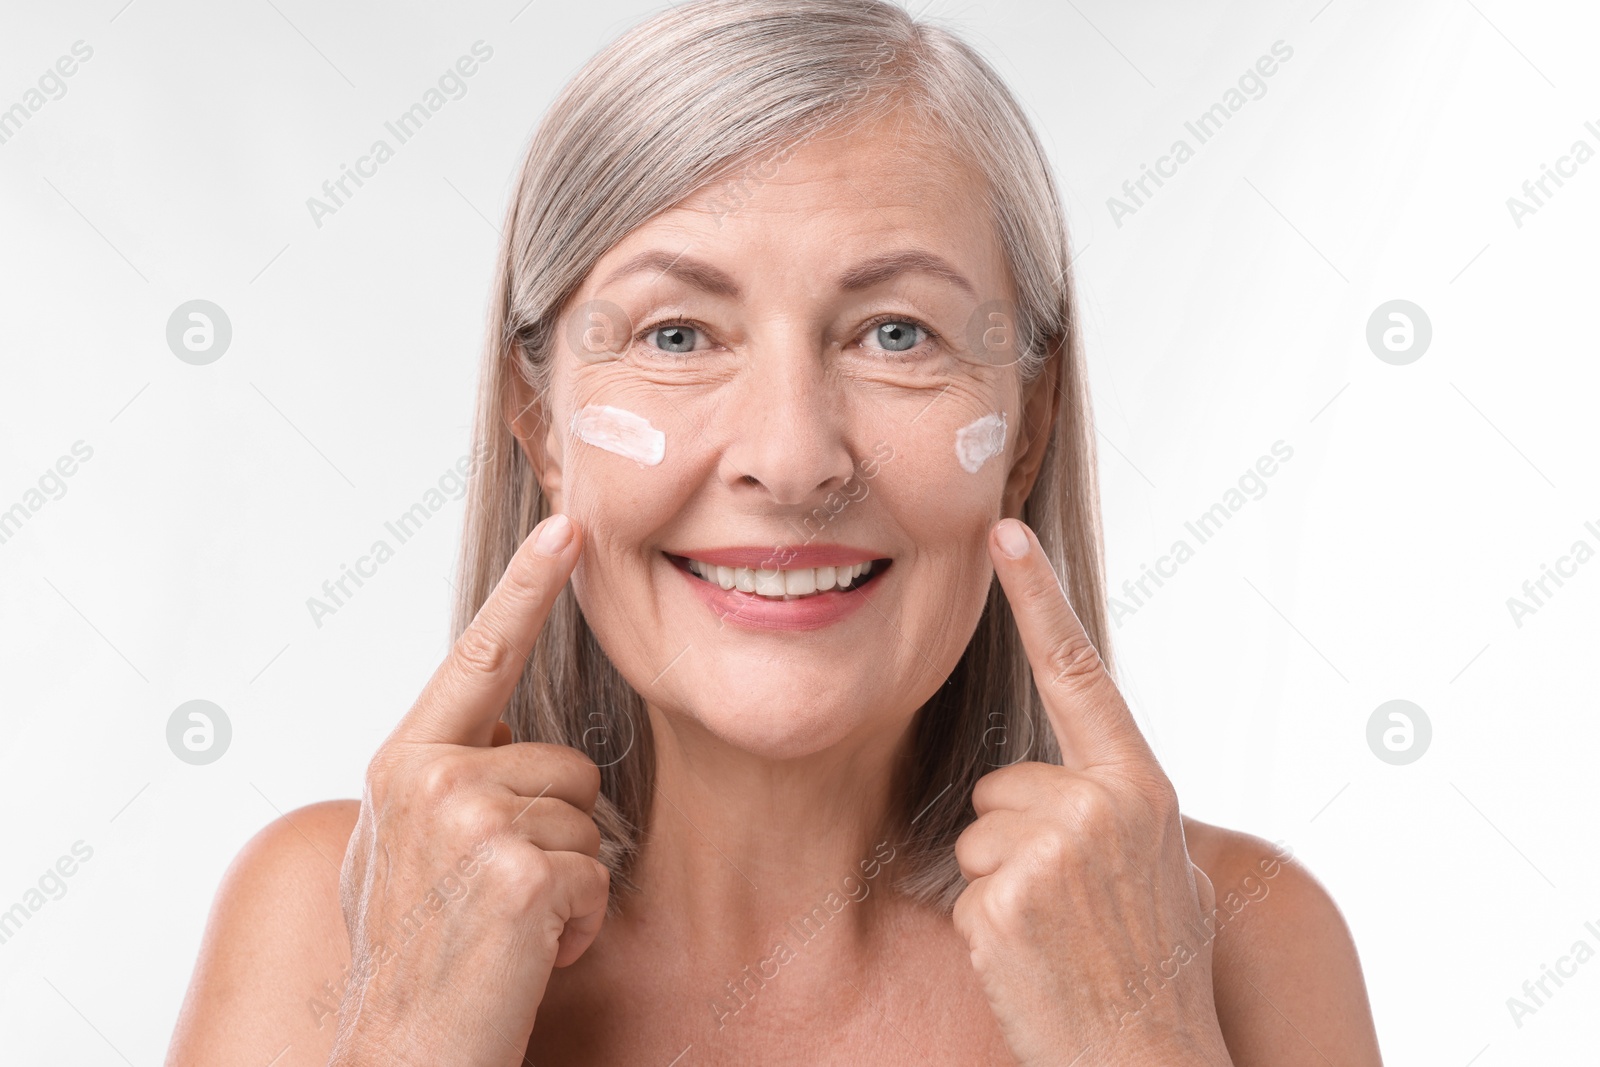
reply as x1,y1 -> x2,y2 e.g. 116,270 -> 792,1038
662,670 -> 886,763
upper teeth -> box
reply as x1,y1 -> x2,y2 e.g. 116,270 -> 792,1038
685,558 -> 875,597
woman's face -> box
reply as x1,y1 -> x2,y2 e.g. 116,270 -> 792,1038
525,111 -> 1052,761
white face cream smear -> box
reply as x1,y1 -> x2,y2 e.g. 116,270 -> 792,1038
954,411 -> 1007,474
570,404 -> 665,466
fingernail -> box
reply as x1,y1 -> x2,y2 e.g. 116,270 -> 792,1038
534,513 -> 572,555
995,519 -> 1029,559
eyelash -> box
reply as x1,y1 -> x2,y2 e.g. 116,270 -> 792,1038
632,314 -> 942,358
860,314 -> 942,357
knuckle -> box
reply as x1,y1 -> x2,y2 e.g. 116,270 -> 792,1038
980,872 -> 1031,935
453,623 -> 509,676
1019,571 -> 1063,612
446,792 -> 504,843
420,755 -> 469,802
1061,778 -> 1118,828
1043,631 -> 1104,688
503,544 -> 550,600
1026,823 -> 1077,868
500,846 -> 556,906
952,823 -> 983,871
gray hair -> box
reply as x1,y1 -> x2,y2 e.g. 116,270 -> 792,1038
453,0 -> 1109,912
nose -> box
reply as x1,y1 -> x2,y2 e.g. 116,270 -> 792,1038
716,333 -> 857,507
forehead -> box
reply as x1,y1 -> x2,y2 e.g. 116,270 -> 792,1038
599,110 -> 1011,295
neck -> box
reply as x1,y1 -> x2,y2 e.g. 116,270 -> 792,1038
623,706 -> 914,967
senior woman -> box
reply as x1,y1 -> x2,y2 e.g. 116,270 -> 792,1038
167,1 -> 1383,1064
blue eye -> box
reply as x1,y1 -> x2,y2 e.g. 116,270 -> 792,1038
648,324 -> 698,354
873,320 -> 924,353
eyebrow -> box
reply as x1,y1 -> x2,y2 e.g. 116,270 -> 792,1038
839,249 -> 977,298
598,248 -> 976,300
600,250 -> 740,297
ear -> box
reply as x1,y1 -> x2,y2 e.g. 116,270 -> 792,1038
1001,351 -> 1060,519
505,359 -> 566,512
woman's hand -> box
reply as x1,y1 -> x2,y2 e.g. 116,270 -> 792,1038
330,513 -> 610,1067
953,518 -> 1232,1067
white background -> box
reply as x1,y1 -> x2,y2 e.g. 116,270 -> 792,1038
2,0 -> 1596,1063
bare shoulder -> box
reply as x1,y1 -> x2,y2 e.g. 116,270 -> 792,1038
1181,815 -> 1384,1067
166,799 -> 361,1067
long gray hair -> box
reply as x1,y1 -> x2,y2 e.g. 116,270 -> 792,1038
452,0 -> 1109,912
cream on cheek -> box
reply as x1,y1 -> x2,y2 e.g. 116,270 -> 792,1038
921,399 -> 1014,623
553,379 -> 670,597
954,411 -> 1007,474
570,403 -> 666,465
554,405 -> 684,698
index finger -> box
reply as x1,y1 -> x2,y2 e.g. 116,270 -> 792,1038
399,512 -> 581,746
988,517 -> 1153,769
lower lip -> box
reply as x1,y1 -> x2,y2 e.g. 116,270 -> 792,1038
672,558 -> 886,632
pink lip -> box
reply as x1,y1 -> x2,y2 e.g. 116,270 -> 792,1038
669,554 -> 888,632
666,544 -> 886,570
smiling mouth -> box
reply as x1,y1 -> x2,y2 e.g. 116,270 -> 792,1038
666,554 -> 892,601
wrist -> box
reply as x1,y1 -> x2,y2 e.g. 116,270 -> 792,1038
1071,1016 -> 1232,1067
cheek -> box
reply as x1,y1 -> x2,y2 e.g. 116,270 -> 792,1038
560,443 -> 683,680
890,397 -> 1012,588
556,375 -> 710,524
873,402 -> 1010,580
558,404 -> 675,597
855,442 -> 999,707
555,383 -> 726,622
569,404 -> 665,466
883,393 -> 1013,510
876,456 -> 999,566
954,410 -> 1008,474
